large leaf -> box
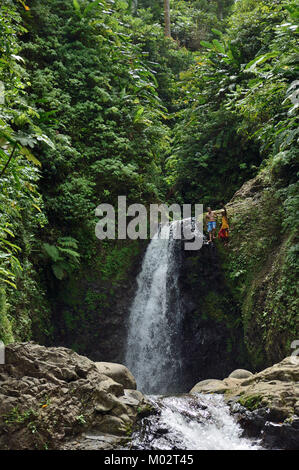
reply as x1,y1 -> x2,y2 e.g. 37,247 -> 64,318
245,52 -> 279,72
211,28 -> 222,38
133,106 -> 145,123
212,39 -> 225,54
57,247 -> 80,260
20,147 -> 41,167
43,243 -> 60,262
200,40 -> 213,49
73,0 -> 81,16
83,0 -> 107,17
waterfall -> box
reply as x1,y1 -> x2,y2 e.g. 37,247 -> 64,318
125,221 -> 183,394
123,221 -> 262,450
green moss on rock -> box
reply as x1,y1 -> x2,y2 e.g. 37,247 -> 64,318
238,394 -> 263,411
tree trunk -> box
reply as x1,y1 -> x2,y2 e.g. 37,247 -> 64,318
164,0 -> 171,38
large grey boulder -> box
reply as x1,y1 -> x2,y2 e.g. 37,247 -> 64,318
95,362 -> 136,390
228,369 -> 253,380
190,379 -> 229,394
0,342 -> 146,450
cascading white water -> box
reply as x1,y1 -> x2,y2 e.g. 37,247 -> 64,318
125,222 -> 183,394
129,394 -> 261,450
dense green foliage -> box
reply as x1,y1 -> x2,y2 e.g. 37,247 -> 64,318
166,0 -> 298,207
0,1 -> 53,341
0,1 -> 47,289
0,0 -> 298,368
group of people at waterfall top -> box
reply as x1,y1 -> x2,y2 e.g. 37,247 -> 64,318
206,203 -> 229,246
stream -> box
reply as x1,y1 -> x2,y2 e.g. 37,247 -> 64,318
128,394 -> 261,450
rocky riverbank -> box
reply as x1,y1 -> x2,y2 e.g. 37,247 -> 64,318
0,342 -> 150,450
190,356 -> 299,449
1,343 -> 298,450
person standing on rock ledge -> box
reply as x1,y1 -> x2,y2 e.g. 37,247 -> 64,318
218,209 -> 229,247
206,207 -> 216,243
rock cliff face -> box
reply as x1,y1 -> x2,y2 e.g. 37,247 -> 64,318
0,343 -> 149,450
190,356 -> 299,449
221,170 -> 298,369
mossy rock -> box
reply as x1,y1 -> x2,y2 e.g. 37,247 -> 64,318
238,394 -> 263,411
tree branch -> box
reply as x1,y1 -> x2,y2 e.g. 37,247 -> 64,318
0,143 -> 17,178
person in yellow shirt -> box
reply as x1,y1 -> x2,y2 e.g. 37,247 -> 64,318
218,209 -> 229,246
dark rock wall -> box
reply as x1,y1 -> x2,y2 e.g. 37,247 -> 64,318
179,243 -> 250,391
